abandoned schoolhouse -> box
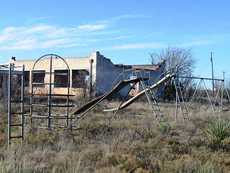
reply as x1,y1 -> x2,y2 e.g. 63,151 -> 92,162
0,51 -> 166,97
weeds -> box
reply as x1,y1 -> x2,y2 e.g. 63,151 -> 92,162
0,102 -> 228,172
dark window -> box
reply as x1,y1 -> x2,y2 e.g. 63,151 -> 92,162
24,71 -> 30,87
54,70 -> 69,88
32,70 -> 45,87
0,75 -> 3,86
72,70 -> 89,88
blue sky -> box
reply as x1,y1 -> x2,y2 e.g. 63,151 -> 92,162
0,0 -> 230,79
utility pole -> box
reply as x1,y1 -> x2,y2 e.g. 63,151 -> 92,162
223,72 -> 225,85
211,52 -> 215,97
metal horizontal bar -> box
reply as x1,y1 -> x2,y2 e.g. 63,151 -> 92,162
24,105 -> 32,107
31,70 -> 45,74
53,85 -> 70,88
176,76 -> 224,82
31,104 -> 48,107
51,104 -> 75,107
32,83 -> 69,86
30,104 -> 74,107
12,71 -> 23,75
0,70 -> 23,74
32,83 -> 54,85
31,94 -> 75,97
37,126 -> 68,129
31,115 -> 74,119
11,112 -> 24,115
50,116 -> 74,120
10,123 -> 23,127
10,100 -> 23,103
13,65 -> 24,68
31,115 -> 48,119
32,71 -> 69,74
10,135 -> 23,139
54,73 -> 69,76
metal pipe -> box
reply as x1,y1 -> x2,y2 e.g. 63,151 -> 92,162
66,66 -> 70,128
30,69 -> 34,126
7,63 -> 12,145
21,65 -> 25,140
48,56 -> 53,129
176,75 -> 224,82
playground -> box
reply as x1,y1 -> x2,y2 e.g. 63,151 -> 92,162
0,54 -> 230,172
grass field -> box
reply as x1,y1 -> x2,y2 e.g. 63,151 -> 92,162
0,101 -> 230,173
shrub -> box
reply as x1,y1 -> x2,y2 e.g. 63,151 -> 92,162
169,139 -> 191,155
158,121 -> 171,135
205,119 -> 230,149
195,162 -> 222,173
174,158 -> 222,173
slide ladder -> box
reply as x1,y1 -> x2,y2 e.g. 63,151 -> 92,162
7,64 -> 25,144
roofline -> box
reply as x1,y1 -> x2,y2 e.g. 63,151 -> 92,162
13,56 -> 89,62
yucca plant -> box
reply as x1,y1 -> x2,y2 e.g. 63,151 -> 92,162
195,162 -> 222,173
205,119 -> 230,149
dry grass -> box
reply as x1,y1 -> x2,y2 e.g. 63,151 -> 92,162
0,101 -> 230,172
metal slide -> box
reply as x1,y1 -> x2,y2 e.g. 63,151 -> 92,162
72,77 -> 148,116
104,73 -> 175,112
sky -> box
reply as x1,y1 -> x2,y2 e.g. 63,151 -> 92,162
0,0 -> 229,80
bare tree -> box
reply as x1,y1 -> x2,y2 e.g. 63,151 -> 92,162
150,47 -> 196,101
150,47 -> 195,77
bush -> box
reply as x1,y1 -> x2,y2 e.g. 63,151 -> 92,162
195,162 -> 222,173
205,119 -> 230,149
158,121 -> 171,135
174,158 -> 222,173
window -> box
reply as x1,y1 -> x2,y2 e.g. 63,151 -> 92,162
54,70 -> 69,88
15,71 -> 29,87
0,75 -> 3,86
24,71 -> 30,87
32,70 -> 45,87
72,70 -> 89,88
